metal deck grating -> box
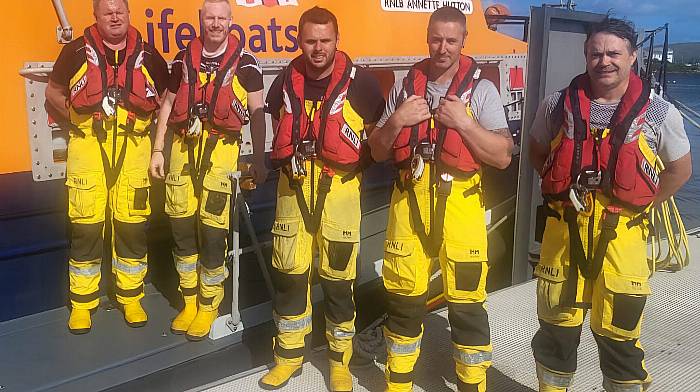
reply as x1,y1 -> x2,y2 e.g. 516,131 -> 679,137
196,234 -> 700,392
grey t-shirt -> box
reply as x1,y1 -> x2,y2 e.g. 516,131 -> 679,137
376,77 -> 509,131
531,91 -> 690,162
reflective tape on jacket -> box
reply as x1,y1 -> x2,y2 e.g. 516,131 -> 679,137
168,35 -> 247,135
69,264 -> 101,277
275,314 -> 313,332
392,55 -> 480,175
541,72 -> 657,211
70,24 -> 159,116
386,337 -> 422,355
270,51 -> 362,171
112,258 -> 147,275
452,348 -> 492,365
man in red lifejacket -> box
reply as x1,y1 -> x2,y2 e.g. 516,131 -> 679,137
260,6 -> 385,391
149,0 -> 267,341
528,17 -> 692,392
368,6 -> 514,392
45,0 -> 169,334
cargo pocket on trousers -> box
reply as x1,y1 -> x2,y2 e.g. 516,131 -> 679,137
271,219 -> 300,272
383,239 -> 418,295
200,175 -> 231,226
165,173 -> 190,216
534,264 -> 570,319
601,271 -> 650,339
444,242 -> 487,302
320,225 -> 359,280
66,174 -> 99,219
128,176 -> 151,217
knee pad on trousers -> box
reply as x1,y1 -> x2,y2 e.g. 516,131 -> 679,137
385,291 -> 428,338
170,216 -> 198,257
532,320 -> 582,374
448,302 -> 491,347
70,222 -> 104,261
320,278 -> 355,324
271,267 -> 309,316
114,221 -> 147,259
199,223 -> 227,270
327,241 -> 354,272
593,332 -> 648,383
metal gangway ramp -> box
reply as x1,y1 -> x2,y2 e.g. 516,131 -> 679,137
192,233 -> 700,392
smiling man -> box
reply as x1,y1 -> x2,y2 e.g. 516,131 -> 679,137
528,17 -> 691,392
260,6 -> 385,391
45,0 -> 169,334
368,6 -> 513,392
149,0 -> 267,341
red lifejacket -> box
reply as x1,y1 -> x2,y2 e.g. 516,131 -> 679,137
70,24 -> 159,116
541,72 -> 658,211
392,55 -> 480,175
169,35 -> 247,135
271,51 -> 361,171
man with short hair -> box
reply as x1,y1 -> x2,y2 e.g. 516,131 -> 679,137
368,6 -> 513,392
45,0 -> 169,334
260,6 -> 385,391
149,0 -> 267,341
529,17 -> 691,392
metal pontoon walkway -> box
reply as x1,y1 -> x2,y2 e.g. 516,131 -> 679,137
196,234 -> 700,392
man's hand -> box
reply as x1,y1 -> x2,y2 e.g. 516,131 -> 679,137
149,151 -> 166,179
250,159 -> 269,186
434,95 -> 476,132
394,95 -> 431,128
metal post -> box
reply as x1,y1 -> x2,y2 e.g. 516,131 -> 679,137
661,23 -> 670,97
646,33 -> 655,84
51,0 -> 73,43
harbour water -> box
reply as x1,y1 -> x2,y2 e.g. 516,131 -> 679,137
666,73 -> 700,230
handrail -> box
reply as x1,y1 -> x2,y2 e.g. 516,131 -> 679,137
51,0 -> 73,43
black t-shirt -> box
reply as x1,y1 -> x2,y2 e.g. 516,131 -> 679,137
168,49 -> 263,94
50,37 -> 170,94
266,66 -> 385,124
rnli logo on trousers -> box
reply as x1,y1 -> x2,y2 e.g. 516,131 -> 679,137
538,265 -> 560,278
386,241 -> 404,252
273,222 -> 290,232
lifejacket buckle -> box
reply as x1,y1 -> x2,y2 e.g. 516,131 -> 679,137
414,142 -> 435,161
291,153 -> 307,181
569,185 -> 593,216
576,170 -> 602,189
192,102 -> 209,119
296,140 -> 317,159
411,154 -> 425,181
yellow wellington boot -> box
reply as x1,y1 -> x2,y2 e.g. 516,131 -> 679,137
185,308 -> 218,341
330,362 -> 353,392
68,308 -> 92,334
123,300 -> 148,328
259,362 -> 303,390
170,296 -> 197,335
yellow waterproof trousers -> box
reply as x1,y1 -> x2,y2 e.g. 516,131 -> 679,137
383,166 -> 491,392
66,108 -> 153,309
532,195 -> 652,392
165,131 -> 239,311
269,159 -> 361,368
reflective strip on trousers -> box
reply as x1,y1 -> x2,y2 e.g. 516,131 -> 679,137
175,259 -> 198,273
275,314 -> 313,333
603,378 -> 643,392
200,270 -> 226,286
452,348 -> 492,365
112,258 -> 147,275
69,264 -> 101,277
330,327 -> 356,340
538,365 -> 574,388
386,337 -> 422,355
